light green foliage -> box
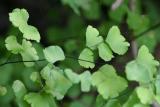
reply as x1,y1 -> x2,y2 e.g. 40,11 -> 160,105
0,86 -> 7,96
78,48 -> 95,68
95,95 -> 106,107
136,87 -> 154,104
12,80 -> 29,107
30,72 -> 41,84
123,91 -> 150,107
86,25 -> 103,50
4,6 -> 160,107
79,25 -> 129,66
79,71 -> 92,92
134,104 -> 150,107
43,46 -> 65,63
98,42 -> 114,61
155,95 -> 160,104
24,92 -> 57,107
125,45 -> 159,83
20,39 -> 39,67
41,64 -> 72,100
9,8 -> 28,28
5,36 -> 23,54
155,76 -> 160,107
6,9 -> 40,67
92,64 -> 128,99
20,25 -> 40,43
64,69 -> 80,84
106,26 -> 130,55
64,69 -> 92,92
155,75 -> 160,95
9,8 -> 40,42
5,36 -> 39,67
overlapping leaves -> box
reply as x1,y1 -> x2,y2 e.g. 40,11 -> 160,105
5,36 -> 39,67
92,64 -> 128,99
125,45 -> 159,84
24,93 -> 57,107
9,8 -> 40,42
79,25 -> 130,68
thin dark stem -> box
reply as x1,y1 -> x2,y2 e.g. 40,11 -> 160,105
0,56 -> 97,67
0,59 -> 45,67
0,21 -> 160,68
0,55 -> 106,68
5,53 -> 12,63
133,21 -> 160,40
66,55 -> 94,63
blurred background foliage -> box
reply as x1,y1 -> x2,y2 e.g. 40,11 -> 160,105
0,0 -> 160,107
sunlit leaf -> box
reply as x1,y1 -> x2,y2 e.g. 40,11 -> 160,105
43,46 -> 65,63
5,36 -> 23,54
79,71 -> 92,92
92,64 -> 128,99
125,45 -> 159,83
24,92 -> 57,107
20,39 -> 39,67
78,48 -> 95,68
98,42 -> 114,61
86,25 -> 103,50
106,26 -> 130,55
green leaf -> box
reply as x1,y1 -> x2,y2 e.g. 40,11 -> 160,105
104,99 -> 121,107
155,75 -> 160,95
9,8 -> 28,28
0,85 -> 7,96
136,87 -> 154,104
24,92 -> 57,107
127,11 -> 150,34
92,64 -> 128,99
155,95 -> 160,104
5,36 -> 23,54
123,91 -> 140,107
12,80 -> 29,107
95,95 -> 106,107
106,26 -> 130,55
41,64 -> 72,100
98,42 -> 114,61
9,8 -> 40,42
78,48 -> 95,68
125,45 -> 159,83
20,25 -> 40,42
43,46 -> 65,63
133,104 -> 150,107
79,71 -> 92,92
86,25 -> 103,50
109,4 -> 128,23
20,39 -> 39,67
30,72 -> 42,84
64,69 -> 80,84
